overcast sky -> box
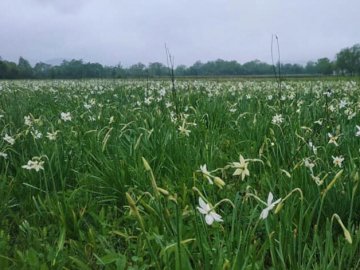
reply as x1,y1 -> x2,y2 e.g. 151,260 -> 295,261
0,0 -> 359,67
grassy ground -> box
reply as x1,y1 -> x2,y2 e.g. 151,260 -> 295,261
0,79 -> 359,269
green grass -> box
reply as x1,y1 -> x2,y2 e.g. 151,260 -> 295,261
0,79 -> 360,269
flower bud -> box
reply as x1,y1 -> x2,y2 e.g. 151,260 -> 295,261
157,187 -> 169,196
141,157 -> 151,171
274,201 -> 284,214
214,177 -> 225,189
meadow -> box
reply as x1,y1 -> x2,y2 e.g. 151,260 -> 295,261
0,78 -> 360,269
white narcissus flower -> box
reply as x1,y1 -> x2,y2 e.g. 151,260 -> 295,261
24,115 -> 33,126
308,141 -> 318,155
159,88 -> 166,97
60,112 -> 72,122
310,174 -> 324,186
328,133 -> 339,146
197,197 -> 223,225
229,108 -> 237,113
144,97 -> 152,105
260,192 -> 281,220
339,100 -> 347,109
22,159 -> 44,172
0,152 -> 8,159
178,125 -> 191,136
356,125 -> 360,137
199,164 -> 213,184
314,119 -> 323,126
178,120 -> 191,137
46,131 -> 59,141
3,134 -> 15,145
324,90 -> 332,97
31,129 -> 43,139
332,156 -> 344,168
304,158 -> 315,173
271,114 -> 284,125
232,155 -> 250,180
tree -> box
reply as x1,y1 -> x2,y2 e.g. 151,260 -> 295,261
128,63 -> 146,77
84,62 -> 104,78
148,62 -> 167,77
336,44 -> 360,75
305,61 -> 316,74
175,65 -> 187,76
34,62 -> 51,78
188,61 -> 204,76
18,57 -> 33,78
243,60 -> 272,75
315,58 -> 333,75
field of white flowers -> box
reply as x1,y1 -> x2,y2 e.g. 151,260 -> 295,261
0,79 -> 360,269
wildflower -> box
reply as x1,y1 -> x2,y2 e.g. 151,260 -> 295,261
22,159 -> 44,172
332,156 -> 344,168
24,115 -> 32,126
165,102 -> 172,108
260,192 -> 281,220
310,174 -> 324,186
84,103 -> 92,110
89,98 -> 96,105
144,97 -> 152,105
308,141 -> 317,155
328,105 -> 336,112
197,197 -> 223,225
324,89 -> 332,97
344,108 -> 356,120
31,129 -> 42,139
3,134 -> 15,145
271,114 -> 284,125
109,116 -> 115,124
229,108 -> 237,113
178,120 -> 191,136
170,112 -> 176,123
356,125 -> 360,137
339,100 -> 347,109
159,88 -> 166,97
60,112 -> 72,122
288,92 -> 295,100
231,155 -> 250,180
304,158 -> 315,173
0,152 -> 8,159
46,131 -> 58,141
199,164 -> 213,184
314,119 -> 323,125
328,133 -> 339,146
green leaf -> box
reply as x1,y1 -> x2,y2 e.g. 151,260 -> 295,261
97,252 -> 127,268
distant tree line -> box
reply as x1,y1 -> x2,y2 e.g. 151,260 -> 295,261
0,44 -> 360,79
